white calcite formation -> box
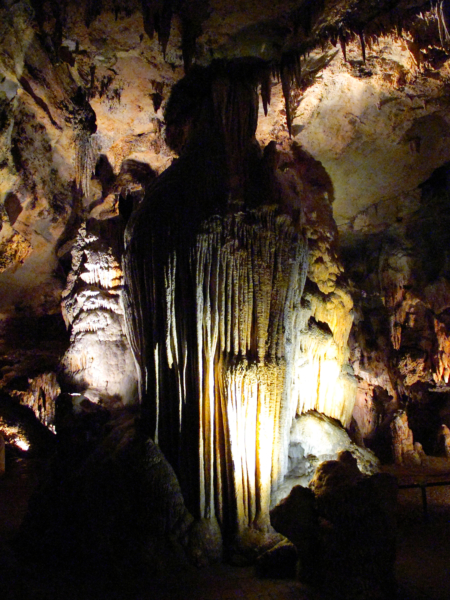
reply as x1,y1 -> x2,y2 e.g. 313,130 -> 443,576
61,220 -> 137,405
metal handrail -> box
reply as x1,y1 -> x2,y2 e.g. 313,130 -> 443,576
398,480 -> 450,520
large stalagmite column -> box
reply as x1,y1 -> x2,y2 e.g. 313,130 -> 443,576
123,61 -> 354,551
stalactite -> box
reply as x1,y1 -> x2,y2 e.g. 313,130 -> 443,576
289,318 -> 356,428
141,0 -> 208,71
75,132 -> 100,198
280,66 -> 292,137
276,52 -> 303,137
158,2 -> 173,58
125,200 -> 310,534
189,208 -> 307,527
359,30 -> 366,63
338,27 -> 349,62
339,37 -> 347,62
436,0 -> 450,48
141,0 -> 173,57
124,61 -> 357,549
260,68 -> 271,117
84,0 -> 103,28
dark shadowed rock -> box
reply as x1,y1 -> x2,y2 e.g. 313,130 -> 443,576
255,538 -> 298,579
311,455 -> 398,600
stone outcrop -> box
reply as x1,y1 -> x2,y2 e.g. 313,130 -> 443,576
390,410 -> 424,466
270,485 -> 319,581
272,410 -> 379,505
310,456 -> 398,599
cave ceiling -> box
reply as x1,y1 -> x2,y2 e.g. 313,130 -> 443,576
1,0 -> 450,386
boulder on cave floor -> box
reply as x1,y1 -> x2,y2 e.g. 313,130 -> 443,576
271,451 -> 398,599
311,453 -> 398,599
270,485 -> 320,582
255,538 -> 298,579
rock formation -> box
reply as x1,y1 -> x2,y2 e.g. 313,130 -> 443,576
61,218 -> 138,405
123,61 -> 356,549
1,1 -> 450,596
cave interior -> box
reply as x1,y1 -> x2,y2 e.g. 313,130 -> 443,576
2,1 -> 450,599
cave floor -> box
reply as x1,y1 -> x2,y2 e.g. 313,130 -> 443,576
386,461 -> 450,600
2,455 -> 450,599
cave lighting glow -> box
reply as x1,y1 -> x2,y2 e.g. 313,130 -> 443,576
0,421 -> 30,452
14,437 -> 30,451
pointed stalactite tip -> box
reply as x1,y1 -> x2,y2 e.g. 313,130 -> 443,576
359,30 -> 366,63
260,69 -> 271,117
280,66 -> 292,137
339,31 -> 347,62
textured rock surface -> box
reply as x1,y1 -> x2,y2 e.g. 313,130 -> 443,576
13,372 -> 60,430
295,38 -> 450,227
272,411 -> 379,506
342,163 -> 450,459
61,218 -> 137,405
123,61 -> 357,547
390,410 -> 423,465
0,2 -> 449,423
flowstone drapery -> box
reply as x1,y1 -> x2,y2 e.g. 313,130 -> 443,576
123,62 -> 356,548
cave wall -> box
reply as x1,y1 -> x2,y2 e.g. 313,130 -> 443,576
341,163 -> 450,458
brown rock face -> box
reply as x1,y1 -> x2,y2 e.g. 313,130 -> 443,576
342,163 -> 450,458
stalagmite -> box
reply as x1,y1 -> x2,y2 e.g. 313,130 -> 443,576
13,372 -> 60,431
61,220 -> 137,405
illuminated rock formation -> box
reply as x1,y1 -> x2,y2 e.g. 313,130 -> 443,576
343,164 -> 450,456
61,219 -> 137,405
124,62 -> 356,548
390,410 -> 422,466
17,372 -> 60,430
2,3 -> 450,590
